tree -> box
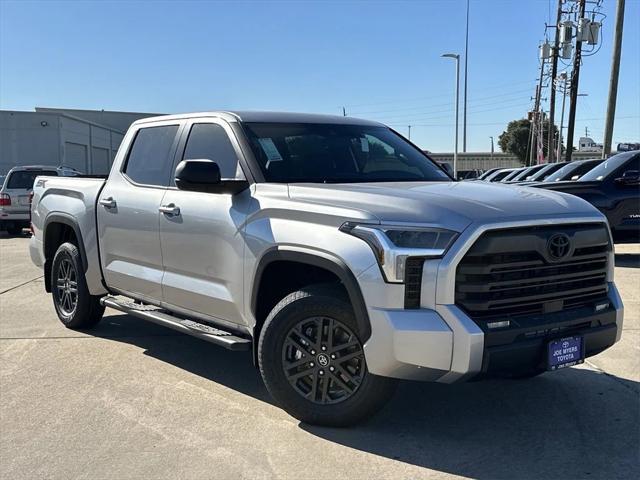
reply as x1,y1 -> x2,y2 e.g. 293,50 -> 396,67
498,118 -> 561,163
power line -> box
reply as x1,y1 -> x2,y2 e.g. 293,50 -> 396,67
348,88 -> 534,116
339,78 -> 537,109
361,99 -> 533,123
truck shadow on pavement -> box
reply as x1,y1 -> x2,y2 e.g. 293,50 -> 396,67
94,314 -> 639,480
615,253 -> 640,268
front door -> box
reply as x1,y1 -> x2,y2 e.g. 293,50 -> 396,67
97,121 -> 181,302
159,119 -> 251,327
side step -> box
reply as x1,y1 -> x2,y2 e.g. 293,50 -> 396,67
100,295 -> 251,351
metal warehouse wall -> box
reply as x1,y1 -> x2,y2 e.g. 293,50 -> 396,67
0,111 -> 124,175
0,112 -> 61,175
35,107 -> 161,133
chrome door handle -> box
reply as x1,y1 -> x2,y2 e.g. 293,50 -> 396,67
99,197 -> 116,208
159,203 -> 180,216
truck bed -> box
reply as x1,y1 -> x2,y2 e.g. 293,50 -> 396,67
30,175 -> 107,295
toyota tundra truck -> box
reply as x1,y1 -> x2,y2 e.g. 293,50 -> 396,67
29,111 -> 624,426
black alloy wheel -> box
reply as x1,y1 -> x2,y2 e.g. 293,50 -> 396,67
282,316 -> 365,405
54,258 -> 78,316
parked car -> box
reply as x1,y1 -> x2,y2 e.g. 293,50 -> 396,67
537,151 -> 640,241
504,164 -> 548,183
543,159 -> 603,182
29,111 -> 623,426
484,167 -> 520,182
499,167 -> 527,182
1,165 -> 59,235
527,162 -> 570,182
476,167 -> 502,180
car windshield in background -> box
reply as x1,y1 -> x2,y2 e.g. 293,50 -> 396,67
579,151 -> 638,181
6,170 -> 57,189
546,160 -> 601,182
242,123 -> 451,183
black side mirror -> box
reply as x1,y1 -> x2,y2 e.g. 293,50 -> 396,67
615,170 -> 640,186
175,159 -> 249,194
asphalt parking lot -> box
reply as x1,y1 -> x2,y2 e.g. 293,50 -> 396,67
1,233 -> 638,480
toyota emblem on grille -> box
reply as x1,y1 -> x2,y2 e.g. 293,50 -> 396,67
547,233 -> 571,260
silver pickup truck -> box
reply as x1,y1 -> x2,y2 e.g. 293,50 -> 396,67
29,111 -> 623,426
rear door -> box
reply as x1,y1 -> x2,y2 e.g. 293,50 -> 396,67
97,121 -> 182,302
159,118 -> 252,326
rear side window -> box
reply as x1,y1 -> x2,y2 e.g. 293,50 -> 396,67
182,123 -> 244,179
124,125 -> 179,186
6,170 -> 57,189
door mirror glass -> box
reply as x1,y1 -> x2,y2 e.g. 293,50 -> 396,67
615,170 -> 640,186
175,159 -> 248,194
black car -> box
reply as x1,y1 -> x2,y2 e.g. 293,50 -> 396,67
536,151 -> 640,241
543,158 -> 603,182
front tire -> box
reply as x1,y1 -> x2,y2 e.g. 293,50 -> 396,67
51,242 -> 104,329
258,285 -> 397,427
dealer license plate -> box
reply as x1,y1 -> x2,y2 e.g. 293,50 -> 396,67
548,336 -> 584,371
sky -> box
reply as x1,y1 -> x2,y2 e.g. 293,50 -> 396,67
0,0 -> 638,152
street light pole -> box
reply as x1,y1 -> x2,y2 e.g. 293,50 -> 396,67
442,53 -> 460,178
463,0 -> 469,152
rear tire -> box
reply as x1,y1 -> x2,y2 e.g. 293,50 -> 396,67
51,242 -> 104,329
258,284 -> 397,427
7,225 -> 22,236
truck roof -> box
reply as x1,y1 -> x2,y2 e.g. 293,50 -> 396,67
132,111 -> 384,127
6,165 -> 59,172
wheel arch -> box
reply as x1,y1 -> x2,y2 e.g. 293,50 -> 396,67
43,213 -> 88,292
251,248 -> 371,348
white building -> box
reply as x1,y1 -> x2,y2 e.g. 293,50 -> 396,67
578,136 -> 603,153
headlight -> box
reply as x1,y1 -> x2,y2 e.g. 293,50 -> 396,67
339,223 -> 458,283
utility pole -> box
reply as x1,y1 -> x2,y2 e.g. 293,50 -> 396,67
565,0 -> 586,162
463,0 -> 469,152
557,74 -> 568,161
342,107 -> 347,117
547,0 -> 563,162
530,57 -> 546,166
602,0 -> 626,158
489,136 -> 494,160
408,125 -> 411,140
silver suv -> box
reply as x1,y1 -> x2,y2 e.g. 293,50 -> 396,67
29,112 -> 624,426
1,165 -> 59,234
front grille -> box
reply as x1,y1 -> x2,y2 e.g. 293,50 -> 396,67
455,224 -> 610,321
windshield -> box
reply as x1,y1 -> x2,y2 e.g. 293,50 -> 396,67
529,162 -> 568,181
579,151 -> 638,181
502,168 -> 524,182
512,164 -> 545,181
477,168 -> 498,180
487,169 -> 515,181
6,170 -> 57,189
546,160 -> 600,182
243,123 -> 451,183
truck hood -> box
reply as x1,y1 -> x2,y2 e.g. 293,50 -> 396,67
534,180 -> 602,192
288,181 -> 602,232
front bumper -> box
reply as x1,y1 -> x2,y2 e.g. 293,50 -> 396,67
363,282 -> 623,382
